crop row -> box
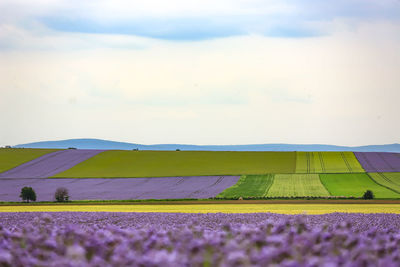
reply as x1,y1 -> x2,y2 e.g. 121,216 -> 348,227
0,176 -> 240,202
1,212 -> 400,266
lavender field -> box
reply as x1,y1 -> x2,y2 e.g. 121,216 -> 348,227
0,149 -> 104,178
1,212 -> 400,266
0,176 -> 239,201
355,152 -> 400,172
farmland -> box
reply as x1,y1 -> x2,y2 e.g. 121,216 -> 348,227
52,150 -> 296,178
295,152 -> 364,173
266,174 -> 330,197
217,174 -> 273,198
0,148 -> 59,173
0,176 -> 239,201
1,212 -> 400,266
320,173 -> 400,198
1,203 -> 400,214
1,148 -> 400,200
369,172 -> 400,193
355,152 -> 400,172
2,149 -> 400,266
0,149 -> 104,178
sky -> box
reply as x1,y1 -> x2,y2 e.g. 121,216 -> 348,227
1,0 -> 400,147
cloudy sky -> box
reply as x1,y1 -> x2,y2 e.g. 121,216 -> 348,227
1,0 -> 399,147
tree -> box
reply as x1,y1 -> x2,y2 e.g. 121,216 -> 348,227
20,187 -> 36,202
55,187 -> 69,202
363,190 -> 374,199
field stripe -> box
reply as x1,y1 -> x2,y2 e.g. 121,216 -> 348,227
341,152 -> 353,172
216,175 -> 274,199
53,151 -> 296,178
1,204 -> 400,214
266,174 -> 330,197
262,174 -> 274,197
368,173 -> 400,194
318,174 -> 332,196
318,152 -> 326,173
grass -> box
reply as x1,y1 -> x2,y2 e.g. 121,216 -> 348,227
368,173 -> 400,193
320,173 -> 400,198
52,150 -> 296,178
1,204 -> 400,214
295,152 -> 365,173
217,174 -> 274,198
266,174 -> 330,197
0,148 -> 59,173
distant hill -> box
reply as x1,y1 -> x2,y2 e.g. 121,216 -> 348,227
13,139 -> 400,152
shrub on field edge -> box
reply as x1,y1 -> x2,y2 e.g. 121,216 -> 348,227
55,187 -> 70,202
20,187 -> 36,203
363,190 -> 374,199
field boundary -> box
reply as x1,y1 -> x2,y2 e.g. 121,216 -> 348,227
341,152 -> 352,172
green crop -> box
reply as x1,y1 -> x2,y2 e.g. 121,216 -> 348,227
368,173 -> 400,194
217,174 -> 274,198
267,174 -> 330,197
295,152 -> 364,173
0,148 -> 59,173
320,173 -> 400,198
53,151 -> 296,178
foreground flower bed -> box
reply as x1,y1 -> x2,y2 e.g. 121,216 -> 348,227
1,212 -> 400,266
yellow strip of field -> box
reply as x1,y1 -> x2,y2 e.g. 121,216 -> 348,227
1,204 -> 400,214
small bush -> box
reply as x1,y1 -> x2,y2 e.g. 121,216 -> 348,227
20,187 -> 36,202
55,187 -> 69,202
363,190 -> 374,199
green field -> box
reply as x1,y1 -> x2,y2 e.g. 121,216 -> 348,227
320,173 -> 400,198
369,173 -> 400,193
217,174 -> 274,198
53,151 -> 296,178
295,152 -> 364,173
266,174 -> 330,197
0,148 -> 59,173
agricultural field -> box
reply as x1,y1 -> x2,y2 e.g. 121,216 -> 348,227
295,152 -> 364,173
217,174 -> 273,198
369,172 -> 400,193
1,212 -> 400,265
266,174 -> 330,197
1,203 -> 400,214
320,173 -> 400,198
2,148 -> 400,201
0,149 -> 104,178
355,152 -> 400,172
52,150 -> 296,178
0,148 -> 59,173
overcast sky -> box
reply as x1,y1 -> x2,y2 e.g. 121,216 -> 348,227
1,0 -> 399,147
